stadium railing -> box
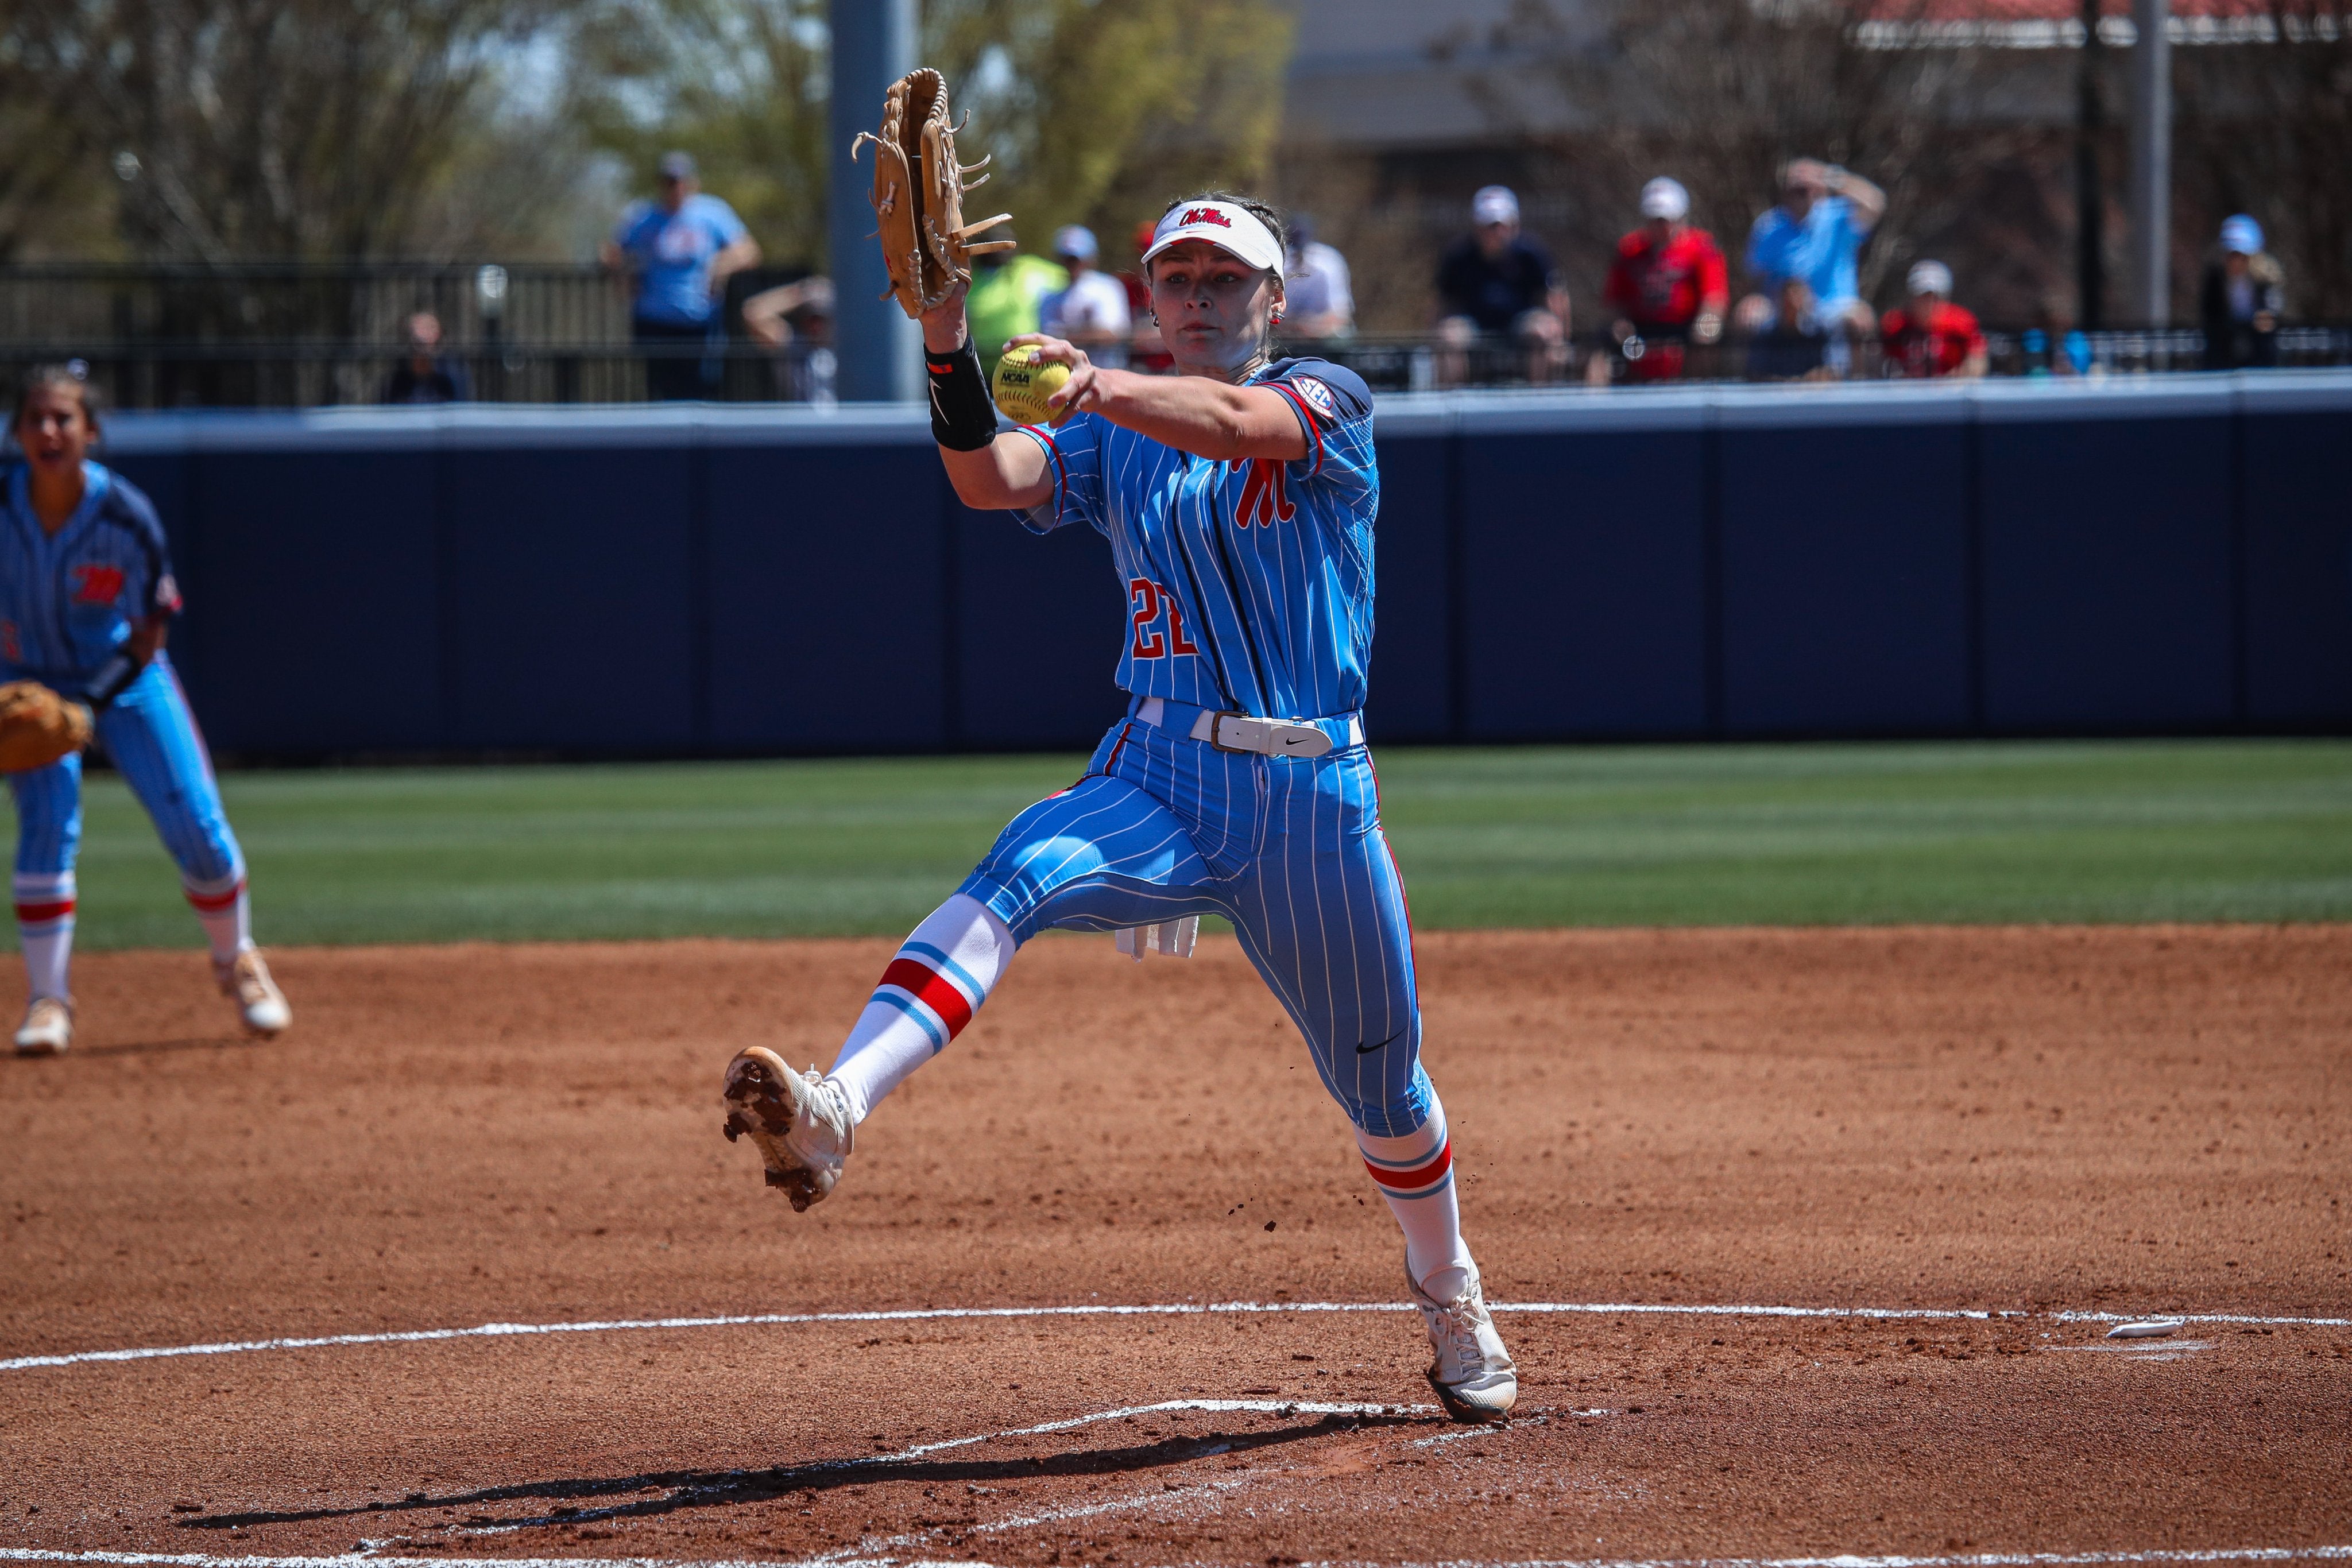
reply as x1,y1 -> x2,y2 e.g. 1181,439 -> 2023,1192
2,261 -> 2346,406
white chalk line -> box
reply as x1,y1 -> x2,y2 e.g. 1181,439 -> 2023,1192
794,1469 -> 1264,1567
5,1299 -> 2342,1375
6,1543 -> 2351,1568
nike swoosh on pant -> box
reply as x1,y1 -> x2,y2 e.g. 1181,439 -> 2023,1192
1355,1031 -> 1405,1055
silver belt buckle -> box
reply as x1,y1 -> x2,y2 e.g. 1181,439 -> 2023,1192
1206,710 -> 1256,754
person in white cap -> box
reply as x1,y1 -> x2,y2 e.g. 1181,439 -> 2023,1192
2200,214 -> 2284,370
1601,176 -> 1730,382
1040,223 -> 1131,370
722,187 -> 1522,1426
1878,259 -> 1986,378
1434,184 -> 1569,384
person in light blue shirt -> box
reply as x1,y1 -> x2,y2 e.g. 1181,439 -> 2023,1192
601,152 -> 761,400
1740,157 -> 1886,338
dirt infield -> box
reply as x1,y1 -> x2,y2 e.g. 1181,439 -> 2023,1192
3,925 -> 2347,1567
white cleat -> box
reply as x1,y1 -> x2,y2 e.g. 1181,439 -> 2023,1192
13,995 -> 72,1056
721,1046 -> 854,1212
1407,1257 -> 1519,1423
215,949 -> 291,1037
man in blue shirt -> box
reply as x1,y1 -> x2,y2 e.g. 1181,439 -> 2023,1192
1741,157 -> 1885,343
602,152 -> 761,400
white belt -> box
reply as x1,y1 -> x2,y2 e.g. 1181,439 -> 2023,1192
1134,696 -> 1361,758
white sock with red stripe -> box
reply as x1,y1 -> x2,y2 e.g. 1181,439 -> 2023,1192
826,893 -> 1014,1125
14,872 -> 75,1004
184,873 -> 252,965
1359,1095 -> 1473,1299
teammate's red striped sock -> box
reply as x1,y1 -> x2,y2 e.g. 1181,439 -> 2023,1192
14,872 -> 76,1002
826,893 -> 1015,1125
1359,1098 -> 1473,1296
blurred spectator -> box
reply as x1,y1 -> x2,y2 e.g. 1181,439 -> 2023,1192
601,151 -> 761,401
964,229 -> 1067,370
1436,185 -> 1569,385
1601,176 -> 1728,383
1119,219 -> 1175,373
383,311 -> 468,404
1282,212 -> 1355,340
1040,224 -> 1131,369
2200,214 -> 2285,371
1740,157 -> 1883,342
1745,277 -> 1829,382
1879,261 -> 1987,379
2021,298 -> 2092,377
741,276 -> 836,405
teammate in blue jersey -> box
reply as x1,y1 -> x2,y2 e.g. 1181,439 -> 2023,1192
722,195 -> 1515,1421
3,365 -> 291,1055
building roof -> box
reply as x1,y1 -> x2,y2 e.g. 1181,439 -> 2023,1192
1281,0 -> 1592,148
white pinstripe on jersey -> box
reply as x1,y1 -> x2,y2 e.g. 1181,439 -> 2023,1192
960,715 -> 1430,1137
1013,358 -> 1378,721
0,462 -> 177,688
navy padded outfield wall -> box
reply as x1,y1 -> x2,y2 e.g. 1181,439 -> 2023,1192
99,373 -> 2352,757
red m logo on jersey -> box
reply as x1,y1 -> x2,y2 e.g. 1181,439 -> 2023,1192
69,564 -> 125,605
1178,207 -> 1232,229
1230,458 -> 1295,529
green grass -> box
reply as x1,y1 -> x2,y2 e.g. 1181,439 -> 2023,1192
49,739 -> 2352,950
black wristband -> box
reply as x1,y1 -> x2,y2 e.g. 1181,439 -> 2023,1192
926,338 -> 1000,451
84,652 -> 138,711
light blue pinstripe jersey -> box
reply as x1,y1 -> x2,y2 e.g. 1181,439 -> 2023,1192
0,462 -> 179,691
1015,358 -> 1379,721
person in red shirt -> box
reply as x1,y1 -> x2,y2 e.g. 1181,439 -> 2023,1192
1879,260 -> 1988,378
1601,177 -> 1730,382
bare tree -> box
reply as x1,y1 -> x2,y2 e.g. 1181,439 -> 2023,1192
567,0 -> 1294,277
2172,0 -> 2352,318
0,34 -> 112,260
1479,0 -> 2056,311
567,0 -> 831,270
1,0 -> 571,262
929,0 -> 1294,248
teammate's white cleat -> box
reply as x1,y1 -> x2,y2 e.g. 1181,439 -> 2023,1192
722,1046 -> 854,1213
215,949 -> 291,1037
14,995 -> 72,1056
1407,1257 -> 1518,1423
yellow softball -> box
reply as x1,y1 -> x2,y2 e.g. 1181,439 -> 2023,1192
991,346 -> 1073,425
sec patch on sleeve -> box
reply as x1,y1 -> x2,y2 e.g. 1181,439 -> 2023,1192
1290,375 -> 1339,424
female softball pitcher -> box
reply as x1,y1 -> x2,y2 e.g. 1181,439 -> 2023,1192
722,194 -> 1515,1421
3,365 -> 290,1054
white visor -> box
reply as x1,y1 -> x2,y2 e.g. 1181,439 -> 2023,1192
1141,201 -> 1285,275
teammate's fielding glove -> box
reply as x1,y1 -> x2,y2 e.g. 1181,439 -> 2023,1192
0,681 -> 94,773
852,67 -> 1016,318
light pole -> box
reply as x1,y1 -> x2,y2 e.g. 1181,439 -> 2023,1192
829,0 -> 922,402
2075,0 -> 2106,331
2127,0 -> 2173,327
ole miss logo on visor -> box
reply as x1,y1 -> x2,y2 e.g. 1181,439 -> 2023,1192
70,563 -> 125,605
1178,207 -> 1233,229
